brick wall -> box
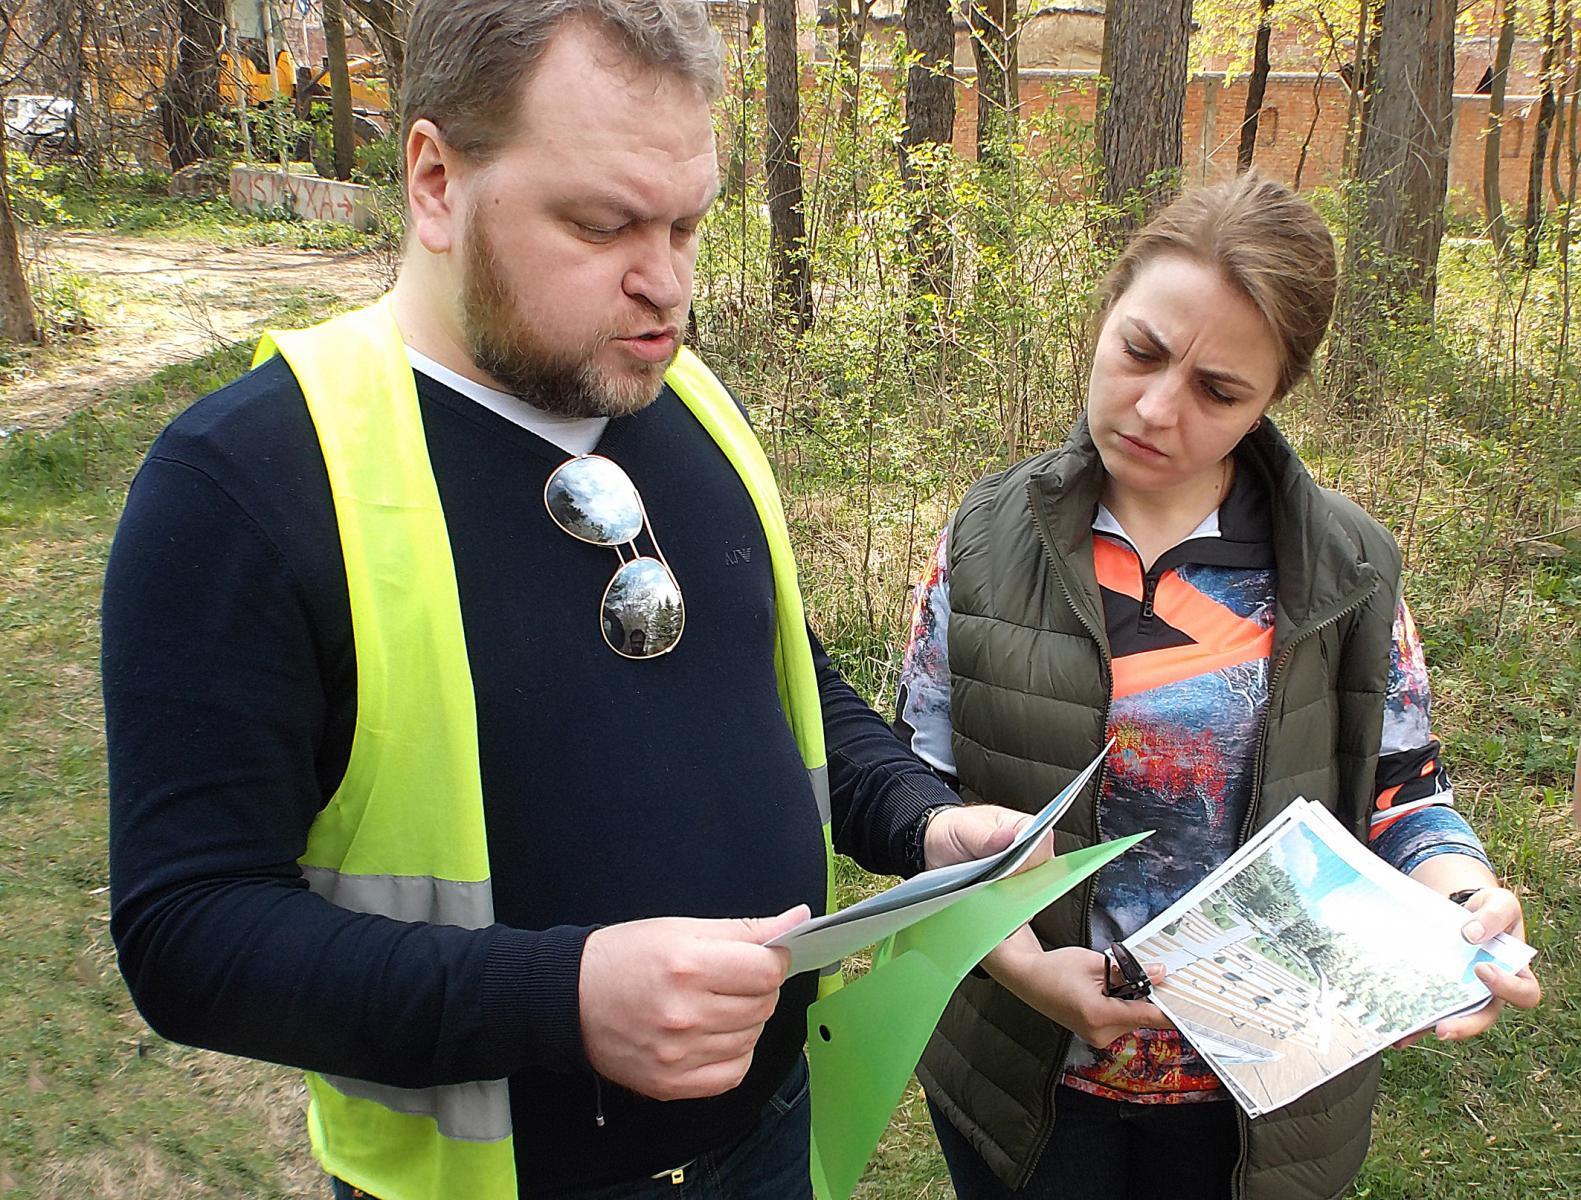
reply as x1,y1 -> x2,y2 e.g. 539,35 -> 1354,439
800,0 -> 1565,221
907,67 -> 1549,218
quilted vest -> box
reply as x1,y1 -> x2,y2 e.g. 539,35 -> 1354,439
917,418 -> 1402,1200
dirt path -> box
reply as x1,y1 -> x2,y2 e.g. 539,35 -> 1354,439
0,231 -> 387,434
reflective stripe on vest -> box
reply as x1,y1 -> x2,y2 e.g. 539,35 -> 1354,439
255,299 -> 837,1200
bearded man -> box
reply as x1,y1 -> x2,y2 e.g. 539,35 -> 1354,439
101,3 -> 1039,1198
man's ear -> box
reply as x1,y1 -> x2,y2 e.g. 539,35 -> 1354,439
407,118 -> 465,256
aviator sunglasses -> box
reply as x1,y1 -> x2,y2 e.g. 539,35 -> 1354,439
1102,940 -> 1153,1001
543,454 -> 685,659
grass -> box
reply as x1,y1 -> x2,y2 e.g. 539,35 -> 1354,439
10,158 -> 387,252
0,343 -> 328,1198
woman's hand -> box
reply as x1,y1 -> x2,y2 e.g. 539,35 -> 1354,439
983,927 -> 1173,1049
1399,855 -> 1543,1047
1432,885 -> 1542,1041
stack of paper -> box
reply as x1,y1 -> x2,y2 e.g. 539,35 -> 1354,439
1123,798 -> 1535,1117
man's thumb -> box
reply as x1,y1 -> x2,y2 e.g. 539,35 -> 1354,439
735,904 -> 812,944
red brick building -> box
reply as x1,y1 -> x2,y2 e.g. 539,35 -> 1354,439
775,0 -> 1569,216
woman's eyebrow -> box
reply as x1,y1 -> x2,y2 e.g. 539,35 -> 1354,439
1197,364 -> 1256,390
1126,318 -> 1170,354
1128,317 -> 1255,390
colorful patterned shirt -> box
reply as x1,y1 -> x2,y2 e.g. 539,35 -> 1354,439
894,471 -> 1488,1103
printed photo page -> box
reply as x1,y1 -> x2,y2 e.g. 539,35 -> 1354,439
1122,798 -> 1535,1117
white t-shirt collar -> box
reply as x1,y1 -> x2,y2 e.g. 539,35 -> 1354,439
404,346 -> 608,457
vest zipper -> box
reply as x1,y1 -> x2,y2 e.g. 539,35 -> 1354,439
1228,578 -> 1377,1198
1026,482 -> 1113,1188
1140,571 -> 1160,627
593,1073 -> 606,1129
1238,579 -> 1378,848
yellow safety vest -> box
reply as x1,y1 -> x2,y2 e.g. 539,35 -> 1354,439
254,298 -> 838,1200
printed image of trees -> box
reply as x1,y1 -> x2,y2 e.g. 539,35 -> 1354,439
1217,857 -> 1468,1038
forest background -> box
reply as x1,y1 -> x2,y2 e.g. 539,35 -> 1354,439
1,0 -> 1578,1196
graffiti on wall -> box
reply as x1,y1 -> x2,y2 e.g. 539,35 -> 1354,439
229,167 -> 378,232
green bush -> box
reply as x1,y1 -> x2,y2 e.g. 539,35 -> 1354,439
353,132 -> 402,185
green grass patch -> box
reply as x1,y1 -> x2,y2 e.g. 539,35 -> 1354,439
11,157 -> 387,251
0,338 -> 319,1197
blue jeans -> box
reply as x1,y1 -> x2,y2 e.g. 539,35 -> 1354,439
928,1085 -> 1238,1200
330,1056 -> 813,1200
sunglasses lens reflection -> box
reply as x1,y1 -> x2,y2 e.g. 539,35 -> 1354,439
601,558 -> 685,658
545,456 -> 644,545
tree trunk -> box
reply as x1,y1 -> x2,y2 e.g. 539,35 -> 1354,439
969,0 -> 1017,252
832,0 -> 868,130
1351,0 -> 1455,308
1344,0 -> 1384,180
1097,0 -> 1117,153
1561,65 -> 1580,263
160,0 -> 226,170
969,0 -> 1017,167
1567,49 -> 1581,260
763,0 -> 811,330
1237,0 -> 1274,171
1525,0 -> 1561,264
1100,0 -> 1192,231
324,0 -> 355,181
723,2 -> 759,204
902,0 -> 956,306
0,111 -> 38,344
1331,0 -> 1455,406
1550,12 -> 1572,206
1294,31 -> 1340,190
1485,0 -> 1517,257
345,0 -> 407,95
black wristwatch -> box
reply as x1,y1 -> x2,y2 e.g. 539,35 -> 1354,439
908,804 -> 958,875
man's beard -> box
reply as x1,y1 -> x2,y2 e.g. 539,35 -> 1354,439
459,218 -> 678,419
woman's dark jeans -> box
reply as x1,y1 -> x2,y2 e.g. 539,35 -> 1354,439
928,1084 -> 1239,1199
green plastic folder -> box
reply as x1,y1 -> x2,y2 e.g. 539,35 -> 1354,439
805,833 -> 1150,1200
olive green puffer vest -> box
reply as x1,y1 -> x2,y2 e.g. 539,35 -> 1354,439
917,418 -> 1403,1200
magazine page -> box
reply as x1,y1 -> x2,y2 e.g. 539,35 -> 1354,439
1122,798 -> 1535,1117
768,745 -> 1110,976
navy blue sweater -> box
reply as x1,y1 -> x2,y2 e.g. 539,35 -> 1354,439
102,356 -> 957,1193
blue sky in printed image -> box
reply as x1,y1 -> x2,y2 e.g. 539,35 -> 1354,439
1265,821 -> 1480,984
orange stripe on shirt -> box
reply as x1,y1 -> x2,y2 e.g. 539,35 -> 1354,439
1093,537 -> 1144,600
1148,572 -> 1272,653
1094,537 -> 1271,654
1112,634 -> 1275,699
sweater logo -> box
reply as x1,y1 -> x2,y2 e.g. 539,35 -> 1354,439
724,544 -> 753,566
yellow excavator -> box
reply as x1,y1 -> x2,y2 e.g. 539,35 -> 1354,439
219,40 -> 393,143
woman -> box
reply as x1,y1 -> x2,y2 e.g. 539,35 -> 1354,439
894,174 -> 1542,1199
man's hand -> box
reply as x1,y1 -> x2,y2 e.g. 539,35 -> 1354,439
578,906 -> 807,1101
923,804 -> 1051,873
983,928 -> 1172,1048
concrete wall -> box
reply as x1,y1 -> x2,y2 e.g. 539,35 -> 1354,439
229,165 -> 378,230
